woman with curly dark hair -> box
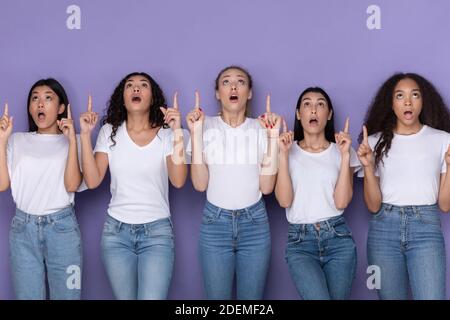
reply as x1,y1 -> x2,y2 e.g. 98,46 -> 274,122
357,73 -> 450,300
79,72 -> 187,299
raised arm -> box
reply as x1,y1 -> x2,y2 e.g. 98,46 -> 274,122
79,95 -> 108,189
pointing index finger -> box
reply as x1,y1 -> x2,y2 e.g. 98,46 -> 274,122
266,94 -> 271,113
282,117 -> 287,133
363,125 -> 369,144
173,92 -> 179,110
88,94 -> 92,112
4,103 -> 8,116
67,104 -> 72,119
195,90 -> 200,110
344,117 -> 349,133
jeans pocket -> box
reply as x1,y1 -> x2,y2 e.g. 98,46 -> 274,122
287,230 -> 302,245
53,215 -> 79,233
10,216 -> 27,233
202,210 -> 219,225
146,220 -> 174,239
102,218 -> 119,235
249,208 -> 269,225
371,207 -> 386,220
418,209 -> 441,227
331,221 -> 352,237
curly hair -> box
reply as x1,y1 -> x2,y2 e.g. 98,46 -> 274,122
293,87 -> 336,143
27,78 -> 69,132
102,72 -> 166,146
359,73 -> 450,167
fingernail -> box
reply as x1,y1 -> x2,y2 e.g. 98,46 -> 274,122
199,108 -> 202,111
261,114 -> 265,118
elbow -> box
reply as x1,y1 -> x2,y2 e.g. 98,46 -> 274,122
438,201 -> 450,213
334,200 -> 349,211
85,180 -> 100,190
171,179 -> 186,189
0,183 -> 10,192
193,183 -> 207,192
261,185 -> 275,195
278,200 -> 292,209
367,203 -> 381,214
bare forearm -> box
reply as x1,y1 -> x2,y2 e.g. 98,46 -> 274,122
80,133 -> 102,189
64,137 -> 82,192
0,142 -> 10,191
275,152 -> 293,207
363,166 -> 382,213
439,170 -> 450,212
167,129 -> 187,188
260,135 -> 278,194
334,153 -> 352,210
190,130 -> 208,191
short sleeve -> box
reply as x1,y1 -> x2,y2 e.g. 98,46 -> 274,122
93,125 -> 111,154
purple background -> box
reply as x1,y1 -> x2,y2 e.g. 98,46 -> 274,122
1,0 -> 450,299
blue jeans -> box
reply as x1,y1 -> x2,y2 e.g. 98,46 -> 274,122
199,198 -> 271,300
285,215 -> 356,300
367,203 -> 446,300
9,206 -> 82,300
101,215 -> 174,300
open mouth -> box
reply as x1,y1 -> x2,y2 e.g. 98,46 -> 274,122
132,96 -> 142,103
309,118 -> 318,125
403,110 -> 413,120
229,95 -> 238,102
37,112 -> 45,120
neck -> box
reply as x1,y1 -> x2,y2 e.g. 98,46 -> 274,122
37,123 -> 60,135
221,109 -> 246,127
300,132 -> 329,151
394,121 -> 423,135
126,112 -> 152,131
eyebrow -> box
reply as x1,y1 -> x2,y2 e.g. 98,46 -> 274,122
126,79 -> 150,83
32,91 -> 54,95
394,88 -> 420,93
221,75 -> 246,79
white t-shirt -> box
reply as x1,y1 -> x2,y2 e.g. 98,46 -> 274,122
7,132 -> 83,215
357,125 -> 450,206
286,142 -> 361,224
187,116 -> 268,210
94,122 -> 185,224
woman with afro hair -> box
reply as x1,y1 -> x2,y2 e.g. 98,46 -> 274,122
357,73 -> 450,300
79,72 -> 187,299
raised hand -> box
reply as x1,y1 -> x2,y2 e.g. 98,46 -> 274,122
57,104 -> 76,138
80,94 -> 99,134
357,125 -> 375,168
258,94 -> 281,131
279,118 -> 294,153
335,117 -> 351,155
0,103 -> 13,142
186,90 -> 205,132
160,92 -> 181,130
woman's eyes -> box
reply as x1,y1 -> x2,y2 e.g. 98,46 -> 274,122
238,79 -> 245,85
125,83 -> 133,88
395,93 -> 404,99
412,92 -> 421,98
222,80 -> 229,85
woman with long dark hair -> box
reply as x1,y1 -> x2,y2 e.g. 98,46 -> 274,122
357,73 -> 450,299
79,72 -> 187,299
0,78 -> 83,299
275,87 -> 359,299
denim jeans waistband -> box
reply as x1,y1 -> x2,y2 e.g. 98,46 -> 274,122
381,203 -> 438,214
289,214 -> 346,232
204,197 -> 265,216
15,206 -> 75,223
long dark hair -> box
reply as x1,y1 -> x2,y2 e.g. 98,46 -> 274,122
102,72 -> 166,146
359,73 -> 450,167
293,87 -> 336,142
215,65 -> 253,117
27,78 -> 69,132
